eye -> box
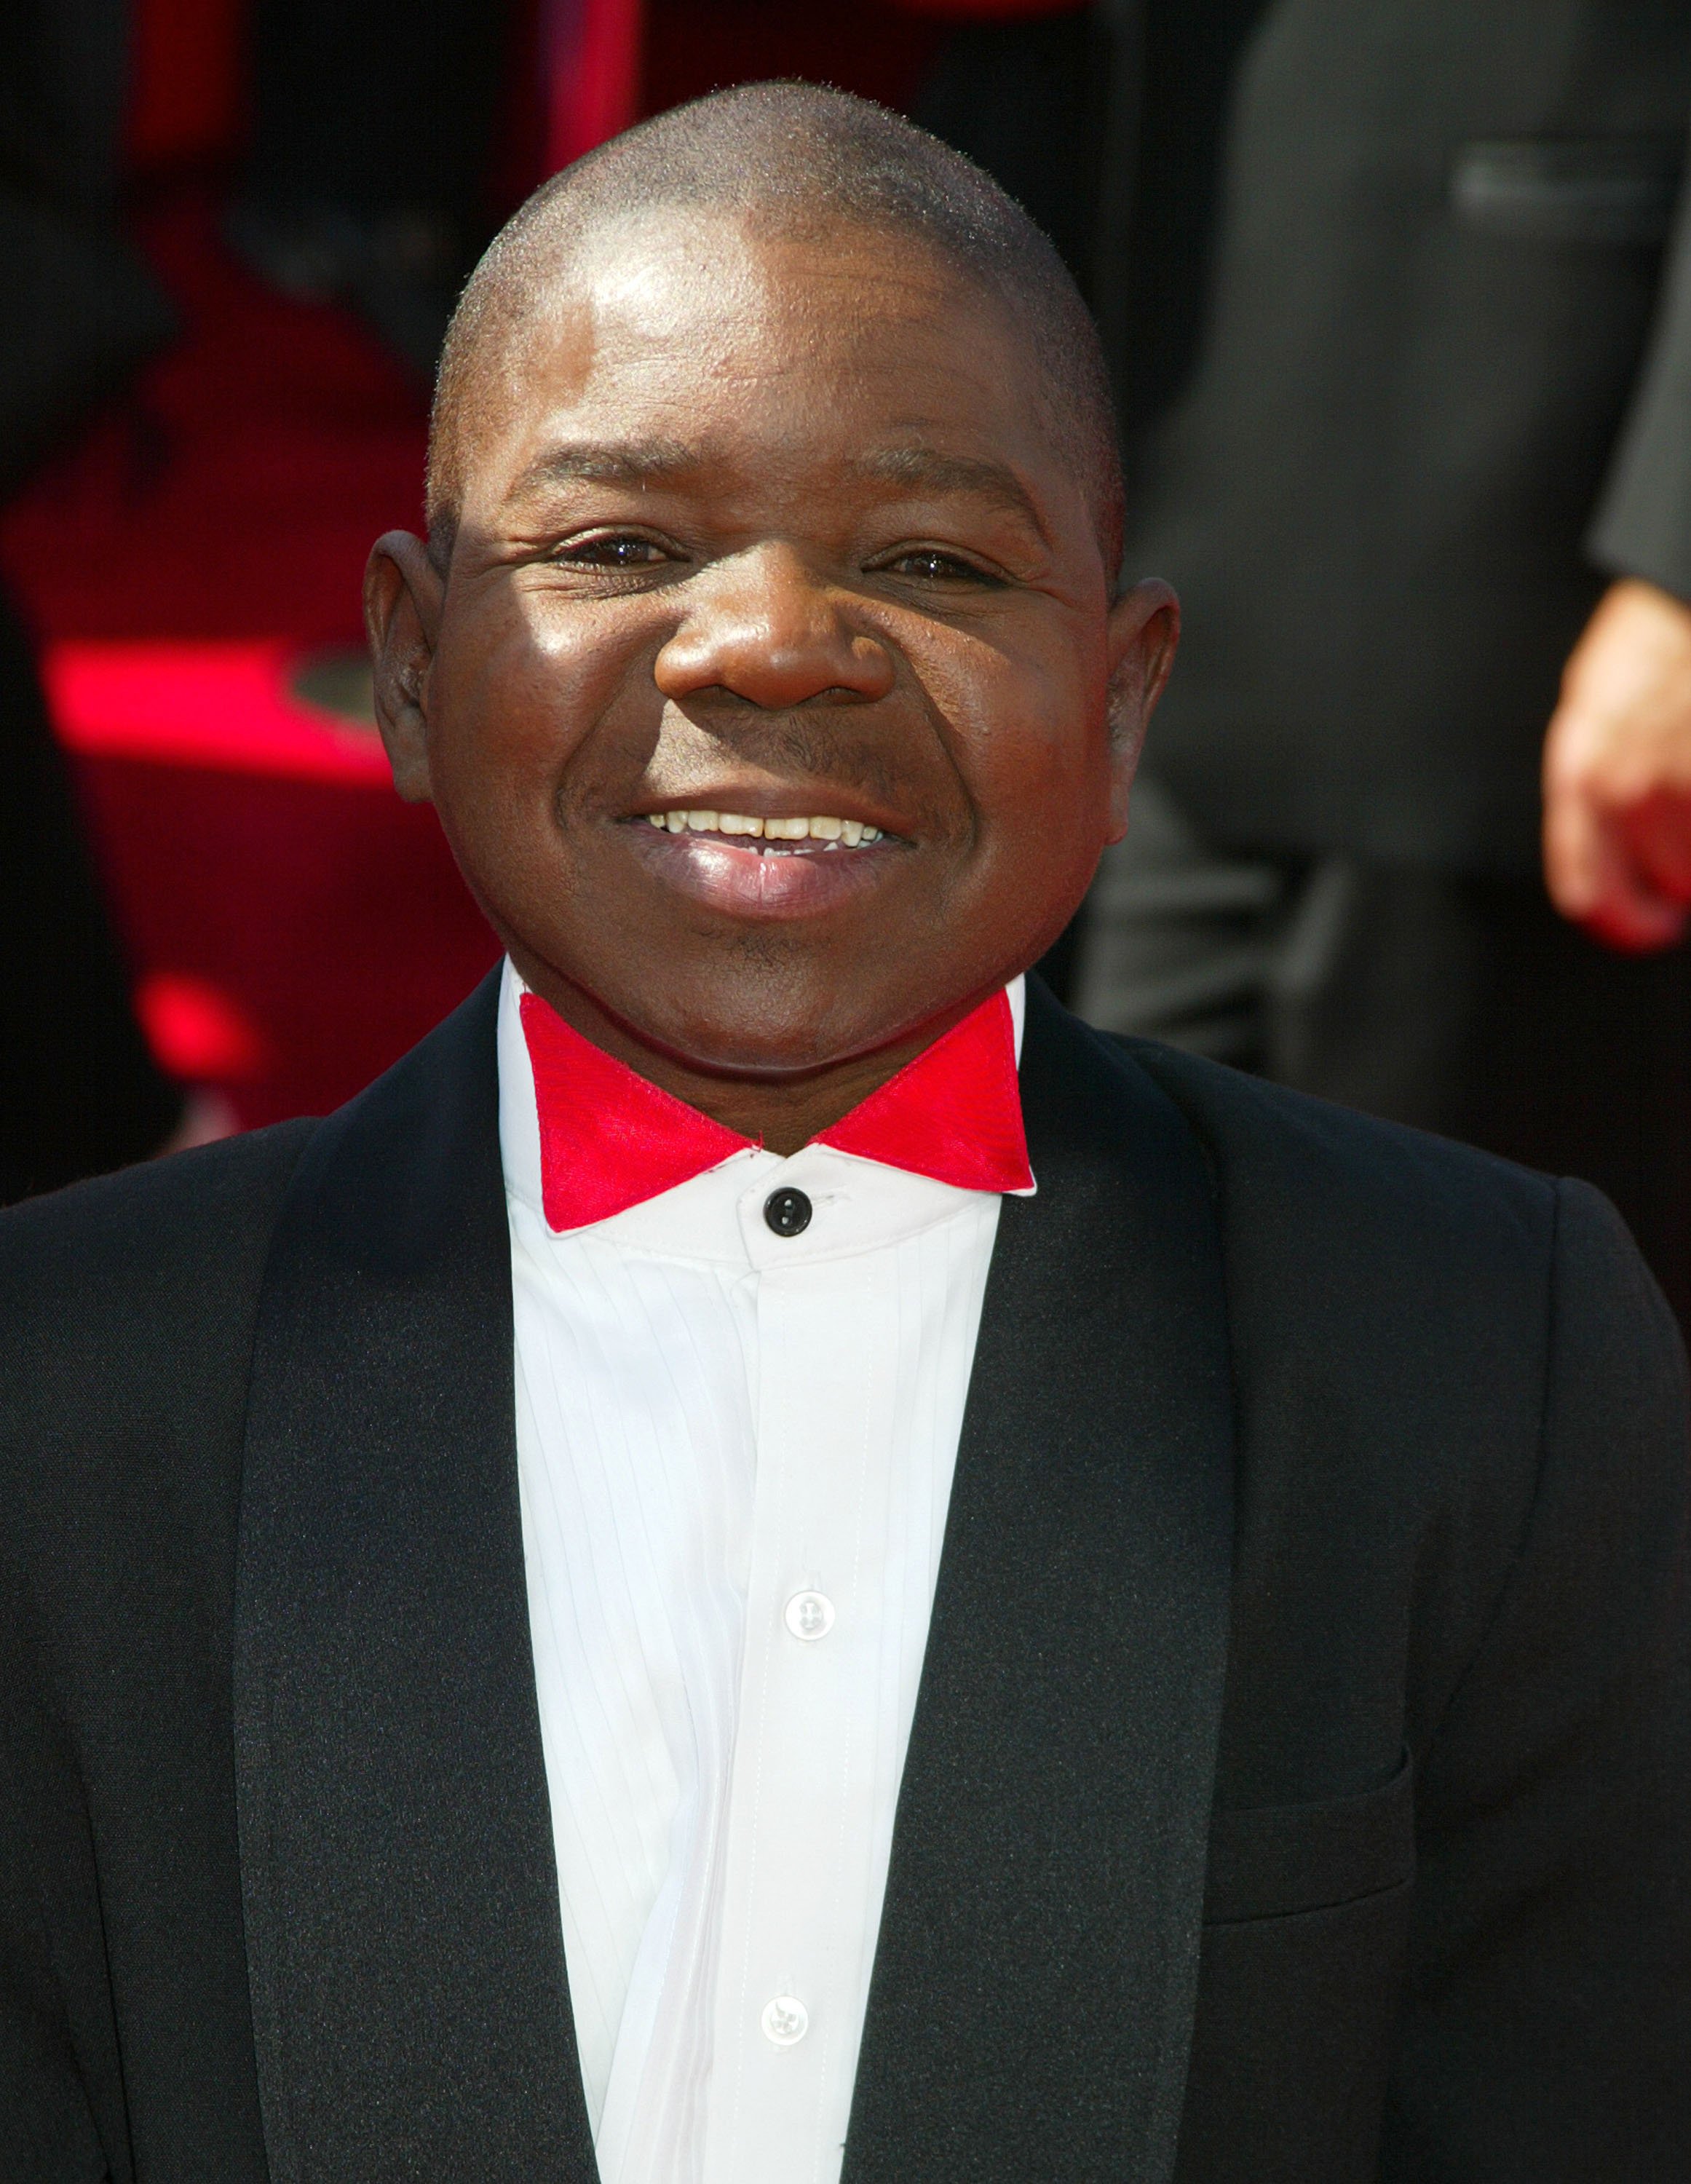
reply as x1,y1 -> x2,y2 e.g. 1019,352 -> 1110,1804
553,533 -> 673,570
877,547 -> 1004,587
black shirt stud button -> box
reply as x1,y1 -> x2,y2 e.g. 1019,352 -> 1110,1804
763,1186 -> 813,1238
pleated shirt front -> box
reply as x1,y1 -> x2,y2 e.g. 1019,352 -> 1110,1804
497,963 -> 1020,2184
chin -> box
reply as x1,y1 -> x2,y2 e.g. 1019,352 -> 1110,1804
654,1006 -> 870,1081
616,970 -> 915,1081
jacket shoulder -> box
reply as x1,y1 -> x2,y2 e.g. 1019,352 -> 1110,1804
1110,1034 -> 1687,1829
0,1120 -> 317,1450
1115,1031 -> 1564,1267
1112,1026 -> 1682,1483
0,1117 -> 316,1298
1110,1032 -> 1599,1443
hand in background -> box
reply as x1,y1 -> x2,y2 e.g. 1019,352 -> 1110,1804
157,1088 -> 241,1158
1545,578 -> 1691,951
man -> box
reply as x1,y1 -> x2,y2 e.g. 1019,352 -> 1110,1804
1023,0 -> 1691,1327
1,85 -> 1685,2184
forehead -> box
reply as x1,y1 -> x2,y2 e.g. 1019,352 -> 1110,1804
458,206 -> 1064,511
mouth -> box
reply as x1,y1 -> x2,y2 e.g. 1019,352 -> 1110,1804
635,805 -> 893,853
622,800 -> 908,919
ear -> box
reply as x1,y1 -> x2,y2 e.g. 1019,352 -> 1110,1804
364,530 -> 445,803
1102,578 -> 1179,841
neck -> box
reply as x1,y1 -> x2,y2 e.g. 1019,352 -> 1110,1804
507,952 -> 991,1157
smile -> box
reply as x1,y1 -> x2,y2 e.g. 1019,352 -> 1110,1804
625,802 -> 905,920
640,809 -> 889,852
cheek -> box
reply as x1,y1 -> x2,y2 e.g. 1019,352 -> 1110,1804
922,623 -> 1113,820
429,590 -> 651,814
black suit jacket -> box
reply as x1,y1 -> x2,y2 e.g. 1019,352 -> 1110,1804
1,974 -> 1686,2181
1111,0 -> 1691,869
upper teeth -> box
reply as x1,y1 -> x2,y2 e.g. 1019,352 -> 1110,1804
645,810 -> 883,844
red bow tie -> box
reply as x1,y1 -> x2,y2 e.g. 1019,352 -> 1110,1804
520,987 -> 1034,1233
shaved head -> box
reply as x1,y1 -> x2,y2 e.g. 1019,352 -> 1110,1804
426,81 -> 1122,571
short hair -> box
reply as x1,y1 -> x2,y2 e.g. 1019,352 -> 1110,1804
426,82 -> 1123,573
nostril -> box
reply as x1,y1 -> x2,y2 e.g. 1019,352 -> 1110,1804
653,555 -> 896,707
654,628 -> 895,709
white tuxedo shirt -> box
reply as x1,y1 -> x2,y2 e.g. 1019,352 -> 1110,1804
497,963 -> 1028,2184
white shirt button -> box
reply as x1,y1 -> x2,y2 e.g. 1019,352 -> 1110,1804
761,1995 -> 809,2046
783,1590 -> 835,1641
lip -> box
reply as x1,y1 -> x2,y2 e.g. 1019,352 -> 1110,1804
622,817 -> 906,919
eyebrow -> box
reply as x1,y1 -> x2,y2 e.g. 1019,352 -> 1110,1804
852,446 -> 1049,539
507,437 -> 1049,538
510,438 -> 702,496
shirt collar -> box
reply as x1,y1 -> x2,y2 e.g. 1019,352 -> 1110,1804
497,960 -> 1033,1237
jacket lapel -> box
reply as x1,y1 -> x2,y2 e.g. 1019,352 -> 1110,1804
844,984 -> 1236,2184
234,972 -> 598,2184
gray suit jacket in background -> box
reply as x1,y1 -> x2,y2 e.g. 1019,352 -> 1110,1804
1116,0 -> 1691,869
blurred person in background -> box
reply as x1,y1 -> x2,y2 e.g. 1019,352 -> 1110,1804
228,0 -> 518,380
919,1 -> 1691,1328
0,0 -> 215,1201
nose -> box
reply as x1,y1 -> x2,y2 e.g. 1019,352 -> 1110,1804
653,544 -> 896,710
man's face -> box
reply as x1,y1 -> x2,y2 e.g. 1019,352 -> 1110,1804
372,207 -> 1173,1078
